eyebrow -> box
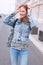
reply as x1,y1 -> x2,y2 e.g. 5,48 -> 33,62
21,11 -> 24,12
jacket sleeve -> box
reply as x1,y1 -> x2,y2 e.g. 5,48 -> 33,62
28,14 -> 36,29
3,12 -> 16,27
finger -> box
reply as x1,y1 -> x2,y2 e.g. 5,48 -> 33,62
16,6 -> 20,10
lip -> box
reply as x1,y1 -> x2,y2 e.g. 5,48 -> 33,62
20,14 -> 23,16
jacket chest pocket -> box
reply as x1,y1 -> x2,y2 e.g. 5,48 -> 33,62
14,24 -> 21,32
21,24 -> 29,38
22,24 -> 29,33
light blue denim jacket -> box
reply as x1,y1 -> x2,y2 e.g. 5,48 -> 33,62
3,13 -> 36,44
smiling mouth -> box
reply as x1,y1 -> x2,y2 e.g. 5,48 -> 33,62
20,14 -> 24,16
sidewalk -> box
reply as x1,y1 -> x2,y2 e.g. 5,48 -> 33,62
29,34 -> 43,53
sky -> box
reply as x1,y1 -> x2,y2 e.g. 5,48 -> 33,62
0,0 -> 17,14
0,0 -> 38,14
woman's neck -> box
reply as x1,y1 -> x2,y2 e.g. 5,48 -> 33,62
20,15 -> 30,23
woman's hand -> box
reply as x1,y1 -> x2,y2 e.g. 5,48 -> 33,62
15,6 -> 20,14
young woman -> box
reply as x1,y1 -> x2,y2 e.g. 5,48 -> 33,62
3,4 -> 36,65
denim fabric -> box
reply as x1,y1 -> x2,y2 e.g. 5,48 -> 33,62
10,48 -> 29,65
12,20 -> 30,44
3,13 -> 36,45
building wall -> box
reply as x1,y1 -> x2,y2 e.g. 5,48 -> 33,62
30,0 -> 43,30
30,0 -> 43,23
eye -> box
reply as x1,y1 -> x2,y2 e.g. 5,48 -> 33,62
20,11 -> 25,12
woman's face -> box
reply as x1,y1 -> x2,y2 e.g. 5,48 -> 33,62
19,7 -> 27,18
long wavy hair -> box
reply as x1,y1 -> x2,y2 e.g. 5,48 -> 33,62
19,4 -> 30,23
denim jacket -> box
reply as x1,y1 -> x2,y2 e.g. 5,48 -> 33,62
3,13 -> 36,45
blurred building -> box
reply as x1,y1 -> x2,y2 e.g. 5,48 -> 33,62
27,0 -> 43,31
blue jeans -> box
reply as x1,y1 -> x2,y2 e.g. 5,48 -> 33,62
10,48 -> 29,65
